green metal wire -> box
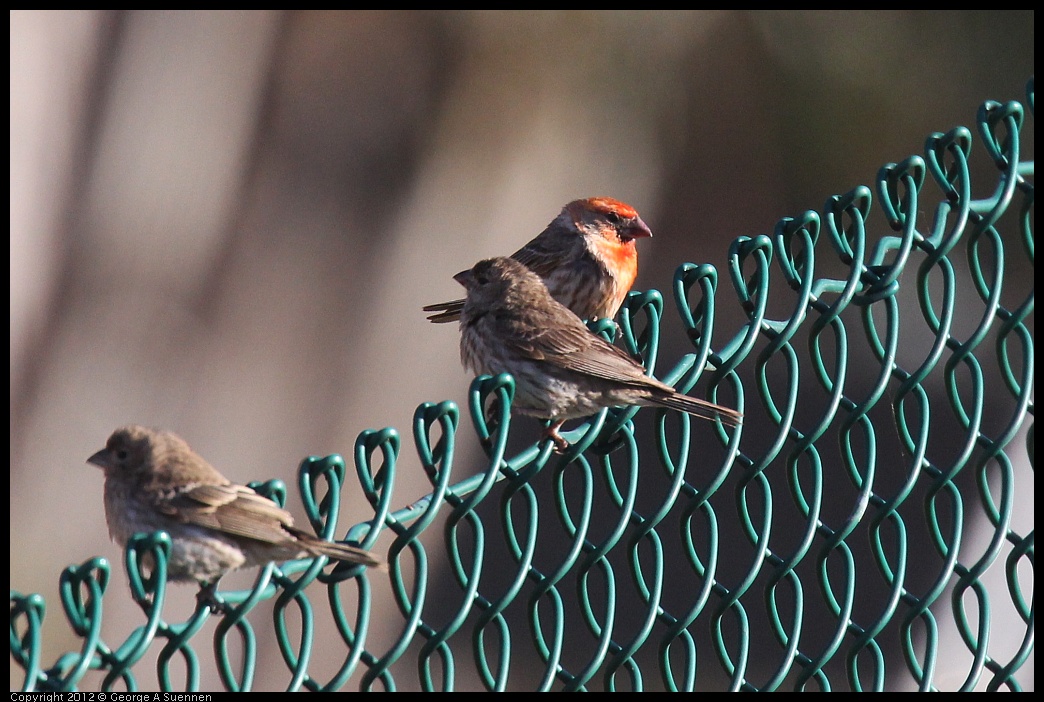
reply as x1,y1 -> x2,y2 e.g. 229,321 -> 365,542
10,79 -> 1034,692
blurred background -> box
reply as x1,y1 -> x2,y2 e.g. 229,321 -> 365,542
10,10 -> 1033,691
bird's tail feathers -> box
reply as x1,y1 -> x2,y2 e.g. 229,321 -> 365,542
289,528 -> 387,571
651,392 -> 742,426
422,299 -> 465,323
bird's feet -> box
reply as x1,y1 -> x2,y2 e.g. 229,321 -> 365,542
196,581 -> 231,615
543,421 -> 571,454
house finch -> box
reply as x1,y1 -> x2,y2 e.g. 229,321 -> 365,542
455,257 -> 742,450
87,425 -> 384,602
423,197 -> 652,324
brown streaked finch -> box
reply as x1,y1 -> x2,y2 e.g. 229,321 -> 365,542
454,257 -> 742,451
423,197 -> 652,325
87,425 -> 384,606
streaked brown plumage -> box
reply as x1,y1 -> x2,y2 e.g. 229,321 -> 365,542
88,425 -> 384,590
455,257 -> 741,450
424,197 -> 651,324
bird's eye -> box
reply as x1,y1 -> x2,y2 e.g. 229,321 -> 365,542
116,449 -> 128,461
476,275 -> 489,286
604,211 -> 623,225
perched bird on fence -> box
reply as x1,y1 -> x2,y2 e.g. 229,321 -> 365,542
454,257 -> 742,451
424,197 -> 652,325
87,425 -> 384,607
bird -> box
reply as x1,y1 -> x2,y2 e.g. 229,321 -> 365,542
423,197 -> 652,325
87,425 -> 384,607
454,257 -> 741,451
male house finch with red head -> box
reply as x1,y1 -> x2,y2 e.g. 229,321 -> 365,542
88,426 -> 384,599
455,257 -> 741,450
424,197 -> 652,324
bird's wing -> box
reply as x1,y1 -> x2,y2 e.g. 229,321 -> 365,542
502,313 -> 741,425
499,309 -> 667,391
509,227 -> 571,279
157,483 -> 297,545
553,336 -> 671,390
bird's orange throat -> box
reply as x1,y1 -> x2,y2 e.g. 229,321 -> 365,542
595,237 -> 639,288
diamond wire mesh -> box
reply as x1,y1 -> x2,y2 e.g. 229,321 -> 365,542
10,80 -> 1034,692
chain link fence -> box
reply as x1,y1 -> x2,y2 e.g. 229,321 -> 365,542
11,79 -> 1034,692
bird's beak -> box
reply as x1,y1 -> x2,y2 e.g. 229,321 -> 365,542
625,216 -> 653,241
453,268 -> 474,288
86,449 -> 111,469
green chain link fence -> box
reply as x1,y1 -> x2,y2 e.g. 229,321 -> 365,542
11,79 -> 1034,692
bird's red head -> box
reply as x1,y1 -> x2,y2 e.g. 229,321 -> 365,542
568,197 -> 652,242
